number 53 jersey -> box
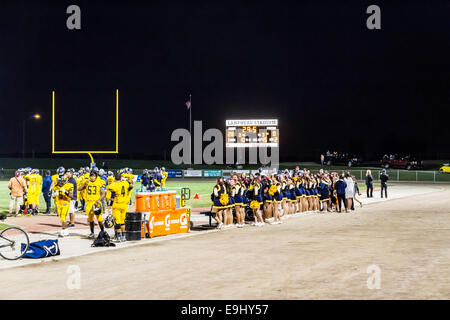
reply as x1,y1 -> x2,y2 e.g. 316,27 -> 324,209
107,180 -> 131,205
85,178 -> 106,202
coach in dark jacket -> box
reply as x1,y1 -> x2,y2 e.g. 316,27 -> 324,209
380,169 -> 389,198
365,170 -> 374,198
42,170 -> 52,214
334,175 -> 347,212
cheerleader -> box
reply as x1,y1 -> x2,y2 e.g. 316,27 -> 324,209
318,175 -> 331,212
312,176 -> 320,211
260,176 -> 271,222
272,176 -> 283,224
288,178 -> 297,214
211,177 -> 229,229
300,175 -> 309,212
223,179 -> 235,228
304,176 -> 313,212
294,175 -> 303,214
249,177 -> 264,226
232,175 -> 246,227
281,175 -> 290,217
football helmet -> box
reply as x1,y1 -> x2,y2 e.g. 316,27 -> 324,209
92,203 -> 102,215
104,214 -> 114,228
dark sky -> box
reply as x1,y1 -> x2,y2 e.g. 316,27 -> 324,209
1,0 -> 450,161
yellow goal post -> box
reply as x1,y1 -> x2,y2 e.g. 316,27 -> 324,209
52,89 -> 119,163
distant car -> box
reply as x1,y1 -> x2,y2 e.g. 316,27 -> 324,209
380,155 -> 422,170
325,154 -> 362,167
439,164 -> 450,173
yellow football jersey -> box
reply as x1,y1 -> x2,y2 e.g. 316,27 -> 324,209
51,174 -> 59,184
84,178 -> 105,201
54,183 -> 73,204
107,180 -> 131,205
107,176 -> 114,185
122,173 -> 134,183
28,174 -> 40,193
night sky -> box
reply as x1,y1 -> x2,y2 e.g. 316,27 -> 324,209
1,0 -> 450,161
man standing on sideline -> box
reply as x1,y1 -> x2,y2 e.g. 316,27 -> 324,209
334,175 -> 347,212
42,170 -> 52,214
380,169 -> 389,198
8,170 -> 27,216
320,154 -> 325,166
365,170 -> 374,197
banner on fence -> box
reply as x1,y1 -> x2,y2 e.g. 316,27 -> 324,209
203,170 -> 222,177
167,169 -> 183,178
222,169 -> 251,178
183,170 -> 202,177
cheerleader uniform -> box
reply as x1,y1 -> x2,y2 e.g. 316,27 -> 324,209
312,181 -> 319,199
319,180 -> 330,202
289,182 -> 297,202
234,182 -> 244,206
253,182 -> 263,205
304,181 -> 311,198
242,185 -> 249,205
212,184 -> 230,210
282,182 -> 290,201
295,180 -> 302,199
264,180 -> 273,204
274,182 -> 283,203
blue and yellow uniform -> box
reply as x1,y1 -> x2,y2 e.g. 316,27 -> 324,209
289,181 -> 297,202
263,179 -> 273,203
273,181 -> 283,203
318,178 -> 331,202
233,182 -> 244,206
295,178 -> 303,199
212,184 -> 230,210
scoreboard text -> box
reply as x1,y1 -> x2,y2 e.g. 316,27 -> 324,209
225,119 -> 279,148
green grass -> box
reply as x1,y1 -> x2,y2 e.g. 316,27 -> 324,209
0,223 -> 13,230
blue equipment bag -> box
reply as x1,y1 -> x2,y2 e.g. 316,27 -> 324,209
21,239 -> 60,259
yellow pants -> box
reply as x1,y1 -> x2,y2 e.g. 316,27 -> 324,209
112,203 -> 128,225
57,201 -> 70,222
85,200 -> 103,223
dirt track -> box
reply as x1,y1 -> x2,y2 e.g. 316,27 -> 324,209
2,184 -> 450,299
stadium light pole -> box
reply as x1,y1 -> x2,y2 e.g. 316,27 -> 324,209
22,114 -> 41,158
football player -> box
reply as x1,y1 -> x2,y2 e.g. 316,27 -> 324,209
78,171 -> 106,238
27,169 -> 42,215
107,172 -> 133,242
161,167 -> 168,188
52,177 -> 74,237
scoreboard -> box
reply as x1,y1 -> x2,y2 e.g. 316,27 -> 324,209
225,119 -> 279,148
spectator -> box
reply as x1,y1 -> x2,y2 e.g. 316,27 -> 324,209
42,170 -> 52,214
365,170 -> 373,198
334,175 -> 347,212
380,169 -> 389,198
343,172 -> 354,213
320,154 -> 325,166
353,177 -> 362,208
8,170 -> 27,216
